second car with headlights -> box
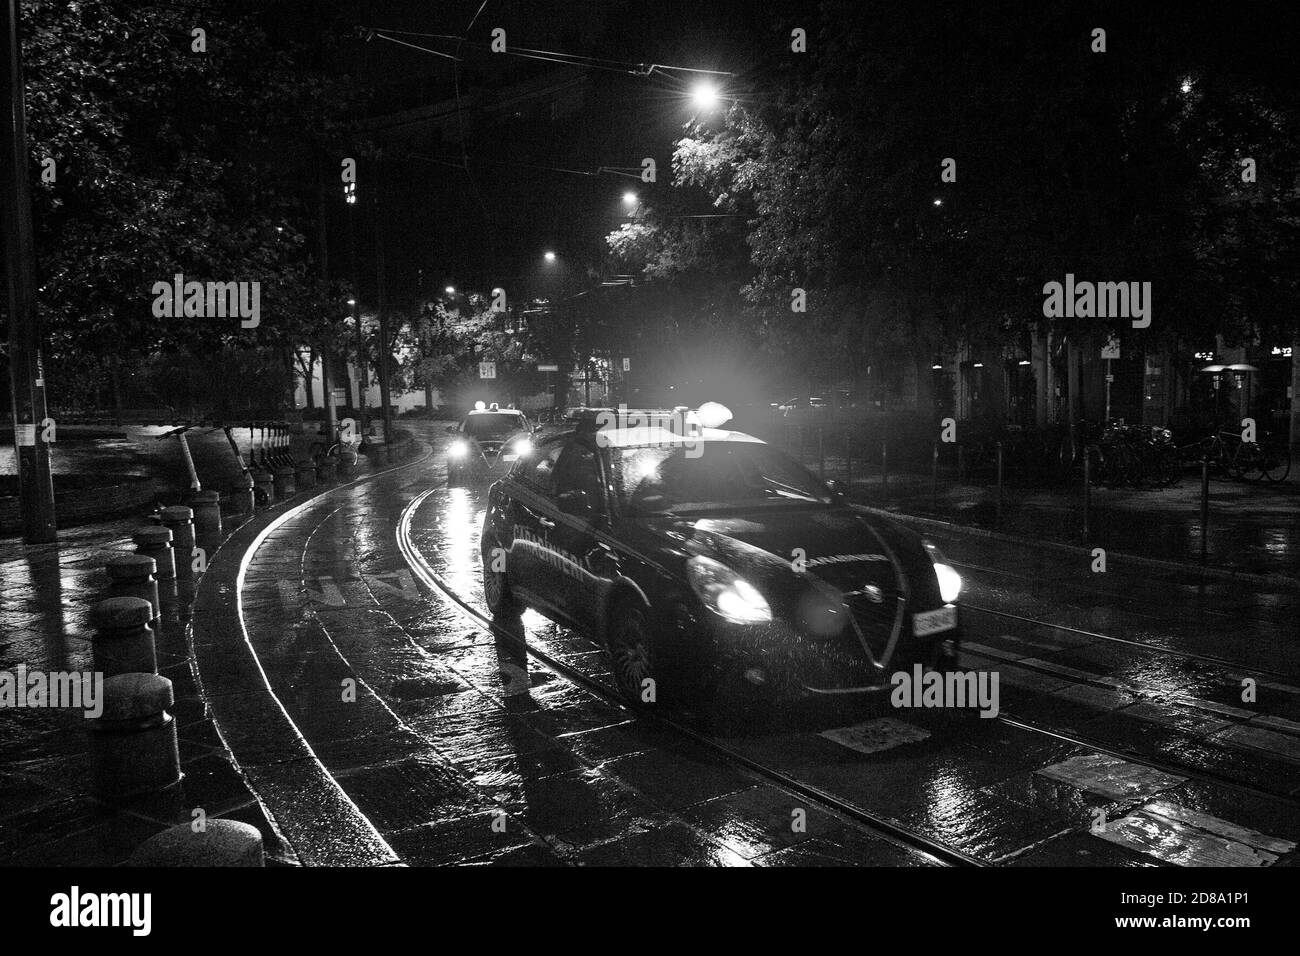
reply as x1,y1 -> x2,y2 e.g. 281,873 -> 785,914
446,404 -> 536,486
479,406 -> 962,719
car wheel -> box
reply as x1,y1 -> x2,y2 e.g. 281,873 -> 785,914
482,540 -> 520,615
607,597 -> 656,708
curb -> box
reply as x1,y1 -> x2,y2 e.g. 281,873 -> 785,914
854,502 -> 1300,592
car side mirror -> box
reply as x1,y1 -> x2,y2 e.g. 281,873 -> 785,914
557,489 -> 592,517
445,425 -> 458,434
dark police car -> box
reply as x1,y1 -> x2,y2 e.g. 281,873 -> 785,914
446,403 -> 535,486
479,405 -> 962,716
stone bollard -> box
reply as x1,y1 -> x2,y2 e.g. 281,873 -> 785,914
90,597 -> 157,677
251,468 -> 274,509
160,506 -> 196,571
190,489 -> 223,538
232,472 -> 255,516
315,455 -> 337,483
88,673 -> 180,798
107,554 -> 160,622
294,457 -> 317,491
128,819 -> 265,867
272,465 -> 296,500
133,526 -> 175,581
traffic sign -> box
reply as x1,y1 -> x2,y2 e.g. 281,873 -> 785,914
622,357 -> 630,372
1101,337 -> 1120,360
479,361 -> 496,379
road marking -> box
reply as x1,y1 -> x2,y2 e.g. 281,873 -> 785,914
1036,753 -> 1185,802
820,718 -> 931,755
1209,724 -> 1300,763
1142,800 -> 1297,855
1095,804 -> 1292,867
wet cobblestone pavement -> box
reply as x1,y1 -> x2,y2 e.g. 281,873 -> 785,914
3,422 -> 1299,867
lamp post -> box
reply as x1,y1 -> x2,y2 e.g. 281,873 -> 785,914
346,178 -> 367,438
1,0 -> 56,542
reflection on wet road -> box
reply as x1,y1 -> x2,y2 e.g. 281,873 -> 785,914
226,431 -> 1300,866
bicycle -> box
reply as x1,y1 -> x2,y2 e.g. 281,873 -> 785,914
1231,434 -> 1292,483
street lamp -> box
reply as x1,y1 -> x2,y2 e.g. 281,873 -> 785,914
445,286 -> 455,295
544,251 -> 557,263
691,80 -> 720,111
622,191 -> 638,206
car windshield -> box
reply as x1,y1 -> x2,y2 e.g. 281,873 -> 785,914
463,413 -> 526,438
611,441 -> 832,512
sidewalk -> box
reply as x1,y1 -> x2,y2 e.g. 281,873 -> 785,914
836,466 -> 1300,582
0,430 -> 419,867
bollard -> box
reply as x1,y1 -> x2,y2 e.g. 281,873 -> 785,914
107,554 -> 161,622
881,439 -> 889,493
315,454 -> 337,483
957,444 -> 966,484
90,597 -> 157,677
996,441 -> 1005,527
232,472 -> 255,516
190,489 -> 223,538
1082,447 -> 1091,540
128,819 -> 265,867
294,456 -> 318,491
87,673 -> 180,798
160,506 -> 196,573
1200,457 -> 1210,563
272,465 -> 297,500
251,468 -> 274,508
133,526 -> 175,581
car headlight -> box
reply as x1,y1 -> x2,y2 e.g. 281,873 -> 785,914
449,440 -> 469,459
686,555 -> 771,624
512,438 -> 533,457
922,539 -> 962,604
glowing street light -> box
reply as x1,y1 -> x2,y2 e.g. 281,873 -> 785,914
691,80 -> 720,111
543,251 -> 557,263
622,191 -> 638,206
932,198 -> 943,207
346,298 -> 356,306
445,286 -> 455,294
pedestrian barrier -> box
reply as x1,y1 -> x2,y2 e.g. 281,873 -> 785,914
159,506 -> 196,573
106,554 -> 161,623
127,819 -> 265,867
90,597 -> 157,677
87,673 -> 180,798
133,526 -> 175,581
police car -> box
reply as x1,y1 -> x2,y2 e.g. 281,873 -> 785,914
446,403 -> 536,486
479,404 -> 962,718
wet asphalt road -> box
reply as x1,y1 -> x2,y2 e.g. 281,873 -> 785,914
207,423 -> 1300,866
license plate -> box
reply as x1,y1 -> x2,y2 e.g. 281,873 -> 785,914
502,453 -> 518,462
912,605 -> 957,637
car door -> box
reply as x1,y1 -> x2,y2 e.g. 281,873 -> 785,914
504,436 -> 568,613
547,439 -> 611,632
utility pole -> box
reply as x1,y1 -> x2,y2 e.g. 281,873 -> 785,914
1,0 -> 56,543
315,168 -> 337,445
373,157 -> 393,446
348,168 -> 367,439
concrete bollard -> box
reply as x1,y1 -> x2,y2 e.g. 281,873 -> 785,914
90,597 -> 157,677
107,554 -> 161,622
128,819 -> 265,867
160,506 -> 196,570
251,468 -> 274,509
294,457 -> 317,491
232,473 -> 255,516
88,673 -> 180,798
315,455 -> 337,483
133,526 -> 175,581
190,489 -> 223,538
272,465 -> 296,500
